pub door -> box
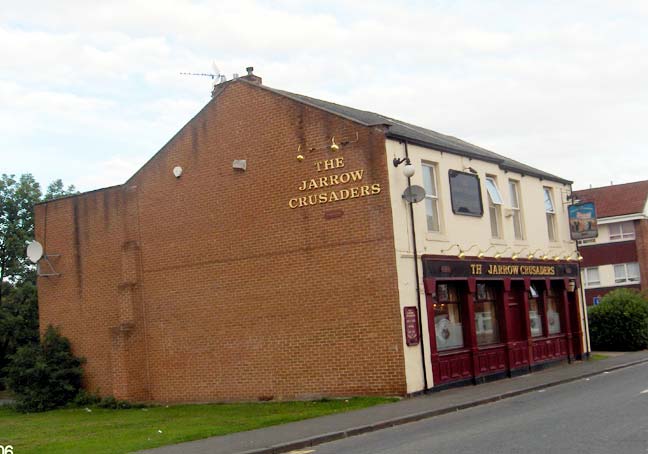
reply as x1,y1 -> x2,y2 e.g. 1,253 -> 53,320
506,281 -> 531,371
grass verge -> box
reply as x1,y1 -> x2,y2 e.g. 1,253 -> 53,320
0,397 -> 396,454
590,353 -> 609,361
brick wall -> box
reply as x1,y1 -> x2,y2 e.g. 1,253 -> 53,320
35,80 -> 407,402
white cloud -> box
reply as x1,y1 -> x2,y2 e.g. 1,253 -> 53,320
1,0 -> 648,191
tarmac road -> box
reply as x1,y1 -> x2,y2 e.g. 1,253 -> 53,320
302,362 -> 648,454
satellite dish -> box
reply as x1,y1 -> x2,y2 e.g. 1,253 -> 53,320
402,185 -> 426,203
26,241 -> 44,263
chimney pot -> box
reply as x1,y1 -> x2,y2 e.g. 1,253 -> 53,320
246,66 -> 254,75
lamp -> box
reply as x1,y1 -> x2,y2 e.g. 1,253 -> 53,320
528,249 -> 543,260
441,243 -> 463,258
393,156 -> 415,178
330,137 -> 340,152
512,248 -> 527,261
461,244 -> 479,259
494,246 -> 511,260
478,245 -> 496,258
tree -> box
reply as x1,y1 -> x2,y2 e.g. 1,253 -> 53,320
0,174 -> 42,291
0,273 -> 39,383
43,179 -> 77,201
4,325 -> 84,412
588,288 -> 648,351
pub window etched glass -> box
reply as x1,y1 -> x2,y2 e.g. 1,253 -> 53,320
545,288 -> 561,335
474,283 -> 500,345
528,285 -> 543,337
435,283 -> 464,351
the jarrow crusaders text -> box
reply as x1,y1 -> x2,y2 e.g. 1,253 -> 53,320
289,156 -> 381,208
470,263 -> 556,276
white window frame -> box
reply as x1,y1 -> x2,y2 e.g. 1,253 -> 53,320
544,187 -> 558,242
422,163 -> 441,232
609,221 -> 635,241
509,179 -> 525,240
614,262 -> 641,284
584,267 -> 601,288
485,176 -> 503,239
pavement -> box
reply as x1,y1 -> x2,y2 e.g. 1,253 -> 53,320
139,350 -> 648,454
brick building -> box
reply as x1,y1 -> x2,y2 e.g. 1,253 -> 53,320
573,181 -> 648,305
34,69 -> 587,402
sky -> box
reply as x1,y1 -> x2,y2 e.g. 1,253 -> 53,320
1,0 -> 647,192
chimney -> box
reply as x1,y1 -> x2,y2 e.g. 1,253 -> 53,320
241,66 -> 262,85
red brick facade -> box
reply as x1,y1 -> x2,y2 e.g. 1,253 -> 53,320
35,80 -> 408,402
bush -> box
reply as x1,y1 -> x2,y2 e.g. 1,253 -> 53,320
588,289 -> 648,351
3,325 -> 84,412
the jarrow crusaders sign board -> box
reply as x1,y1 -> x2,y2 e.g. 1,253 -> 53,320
288,156 -> 381,209
403,306 -> 420,346
423,259 -> 579,279
568,202 -> 598,240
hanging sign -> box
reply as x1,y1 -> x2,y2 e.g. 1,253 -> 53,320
569,202 -> 598,240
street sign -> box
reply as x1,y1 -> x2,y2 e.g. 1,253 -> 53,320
593,296 -> 601,306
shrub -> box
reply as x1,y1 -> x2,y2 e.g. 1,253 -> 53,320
588,289 -> 648,351
3,325 -> 84,412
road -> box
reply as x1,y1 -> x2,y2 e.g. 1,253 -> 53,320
298,362 -> 648,454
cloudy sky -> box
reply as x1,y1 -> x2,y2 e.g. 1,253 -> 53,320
2,0 -> 647,192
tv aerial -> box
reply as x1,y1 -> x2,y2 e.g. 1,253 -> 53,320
180,61 -> 226,85
26,240 -> 60,276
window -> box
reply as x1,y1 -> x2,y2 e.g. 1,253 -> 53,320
448,170 -> 483,217
609,221 -> 635,241
544,187 -> 557,241
422,163 -> 440,232
509,180 -> 524,240
474,283 -> 500,345
545,288 -> 562,335
614,263 -> 641,284
584,267 -> 600,288
435,283 -> 464,351
528,297 -> 543,337
485,177 -> 503,239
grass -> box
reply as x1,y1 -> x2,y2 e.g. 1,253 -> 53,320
0,397 -> 396,454
590,353 -> 609,361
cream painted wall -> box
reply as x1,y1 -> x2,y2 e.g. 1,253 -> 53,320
385,139 -> 581,393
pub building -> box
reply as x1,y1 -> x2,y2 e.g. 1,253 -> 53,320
34,69 -> 587,402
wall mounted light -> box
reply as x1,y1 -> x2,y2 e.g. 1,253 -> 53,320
576,252 -> 584,261
330,137 -> 340,152
173,166 -> 183,178
441,243 -> 463,258
478,245 -> 496,258
528,249 -> 543,260
494,246 -> 512,260
393,156 -> 415,178
553,255 -> 561,261
511,249 -> 527,261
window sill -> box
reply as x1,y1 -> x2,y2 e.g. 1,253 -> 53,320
425,232 -> 449,243
489,239 -> 507,246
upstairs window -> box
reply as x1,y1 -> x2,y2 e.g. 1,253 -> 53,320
614,263 -> 641,284
422,163 -> 441,232
448,170 -> 483,217
584,267 -> 600,288
544,187 -> 557,241
485,177 -> 503,239
509,180 -> 525,240
609,221 -> 635,241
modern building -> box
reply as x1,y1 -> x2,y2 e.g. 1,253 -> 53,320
573,181 -> 648,306
34,68 -> 587,402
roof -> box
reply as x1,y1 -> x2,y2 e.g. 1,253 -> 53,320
261,84 -> 571,185
573,180 -> 648,218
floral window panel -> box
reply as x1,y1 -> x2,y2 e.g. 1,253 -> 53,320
435,284 -> 464,351
545,288 -> 561,335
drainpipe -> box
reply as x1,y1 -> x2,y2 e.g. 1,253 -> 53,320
403,140 -> 429,392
